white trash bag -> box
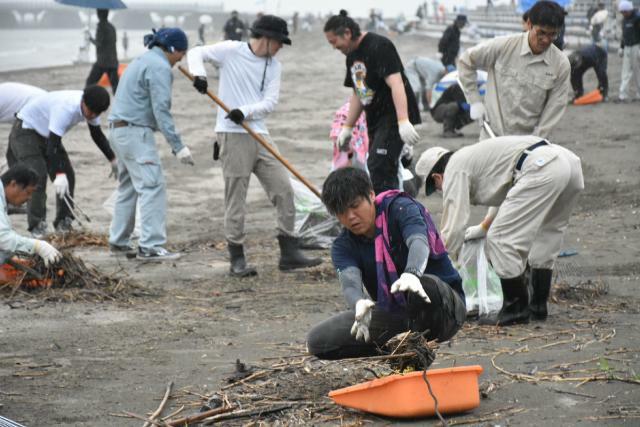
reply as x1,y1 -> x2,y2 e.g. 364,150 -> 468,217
291,178 -> 341,249
459,238 -> 502,318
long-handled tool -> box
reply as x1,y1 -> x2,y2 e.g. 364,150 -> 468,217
63,194 -> 92,224
178,65 -> 322,199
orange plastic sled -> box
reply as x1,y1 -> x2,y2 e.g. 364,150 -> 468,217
329,365 -> 483,418
573,89 -> 603,105
98,63 -> 128,88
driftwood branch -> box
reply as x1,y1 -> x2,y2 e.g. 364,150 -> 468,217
143,381 -> 173,427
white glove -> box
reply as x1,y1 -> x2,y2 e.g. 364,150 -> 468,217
469,102 -> 486,120
33,240 -> 62,267
109,159 -> 118,180
177,146 -> 194,166
53,174 -> 69,197
350,299 -> 375,342
619,48 -> 624,58
390,272 -> 431,303
464,223 -> 488,241
398,120 -> 420,146
337,126 -> 353,152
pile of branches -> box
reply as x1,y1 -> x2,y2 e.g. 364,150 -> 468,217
0,251 -> 151,303
121,333 -> 439,425
47,230 -> 109,250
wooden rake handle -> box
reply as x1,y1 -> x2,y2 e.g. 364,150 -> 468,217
177,65 -> 322,199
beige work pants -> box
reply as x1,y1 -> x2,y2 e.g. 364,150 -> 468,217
486,145 -> 584,279
217,132 -> 296,245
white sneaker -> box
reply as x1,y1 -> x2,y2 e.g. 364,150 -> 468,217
136,247 -> 181,261
30,221 -> 49,239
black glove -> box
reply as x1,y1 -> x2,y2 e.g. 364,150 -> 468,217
226,109 -> 245,125
193,76 -> 208,94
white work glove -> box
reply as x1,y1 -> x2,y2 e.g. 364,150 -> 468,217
390,272 -> 431,304
53,173 -> 69,197
464,223 -> 488,241
398,119 -> 420,146
109,159 -> 118,180
469,102 -> 486,120
33,240 -> 62,267
618,48 -> 624,58
350,299 -> 375,342
176,146 -> 194,166
337,126 -> 353,152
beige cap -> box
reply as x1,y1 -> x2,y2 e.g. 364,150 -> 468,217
416,147 -> 450,196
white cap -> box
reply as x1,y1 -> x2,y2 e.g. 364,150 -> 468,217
416,147 -> 450,178
619,0 -> 633,12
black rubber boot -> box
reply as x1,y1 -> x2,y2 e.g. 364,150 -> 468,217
530,268 -> 553,321
228,242 -> 257,277
479,274 -> 530,326
277,235 -> 322,271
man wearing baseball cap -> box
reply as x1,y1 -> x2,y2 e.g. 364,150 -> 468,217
416,136 -> 583,326
188,15 -> 321,277
617,0 -> 640,102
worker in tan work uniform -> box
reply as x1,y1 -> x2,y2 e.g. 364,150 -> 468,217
457,1 -> 570,140
416,136 -> 584,326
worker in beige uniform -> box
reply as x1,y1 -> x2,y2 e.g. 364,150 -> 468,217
416,136 -> 584,326
457,1 -> 571,140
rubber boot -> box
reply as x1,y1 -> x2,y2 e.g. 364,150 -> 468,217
529,268 -> 553,321
277,235 -> 322,271
228,242 -> 257,277
479,274 -> 530,326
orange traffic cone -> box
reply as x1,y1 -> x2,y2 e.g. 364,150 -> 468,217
98,63 -> 128,88
573,89 -> 603,105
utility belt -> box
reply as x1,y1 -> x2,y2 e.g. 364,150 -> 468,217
514,140 -> 549,172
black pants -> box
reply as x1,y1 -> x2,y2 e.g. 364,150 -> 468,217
6,120 -> 75,230
432,102 -> 462,132
86,63 -> 119,93
367,117 -> 404,194
306,275 -> 466,360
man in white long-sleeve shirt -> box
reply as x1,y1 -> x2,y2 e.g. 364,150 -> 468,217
187,15 -> 321,277
0,164 -> 61,267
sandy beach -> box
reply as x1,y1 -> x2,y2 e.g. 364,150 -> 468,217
0,29 -> 639,425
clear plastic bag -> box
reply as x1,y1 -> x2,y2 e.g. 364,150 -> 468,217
292,179 -> 341,249
459,238 -> 503,317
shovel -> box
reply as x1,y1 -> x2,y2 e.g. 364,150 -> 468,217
178,65 -> 322,199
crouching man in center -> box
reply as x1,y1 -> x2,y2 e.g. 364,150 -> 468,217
307,168 -> 465,359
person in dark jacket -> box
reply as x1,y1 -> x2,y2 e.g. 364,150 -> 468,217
431,83 -> 472,138
85,9 -> 119,93
224,11 -> 246,41
438,14 -> 467,68
568,44 -> 608,100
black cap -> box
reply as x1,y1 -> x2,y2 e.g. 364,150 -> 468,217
251,15 -> 292,45
456,14 -> 468,23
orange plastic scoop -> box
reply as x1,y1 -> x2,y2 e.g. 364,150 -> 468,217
329,365 -> 483,418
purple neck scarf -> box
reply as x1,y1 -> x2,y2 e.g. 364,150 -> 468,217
374,190 -> 447,312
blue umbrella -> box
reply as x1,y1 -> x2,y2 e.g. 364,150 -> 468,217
518,0 -> 572,13
55,0 -> 127,9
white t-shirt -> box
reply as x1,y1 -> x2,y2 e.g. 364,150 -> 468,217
17,90 -> 99,138
0,82 -> 46,123
187,40 -> 281,134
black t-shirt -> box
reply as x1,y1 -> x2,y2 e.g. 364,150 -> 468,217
344,33 -> 421,129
